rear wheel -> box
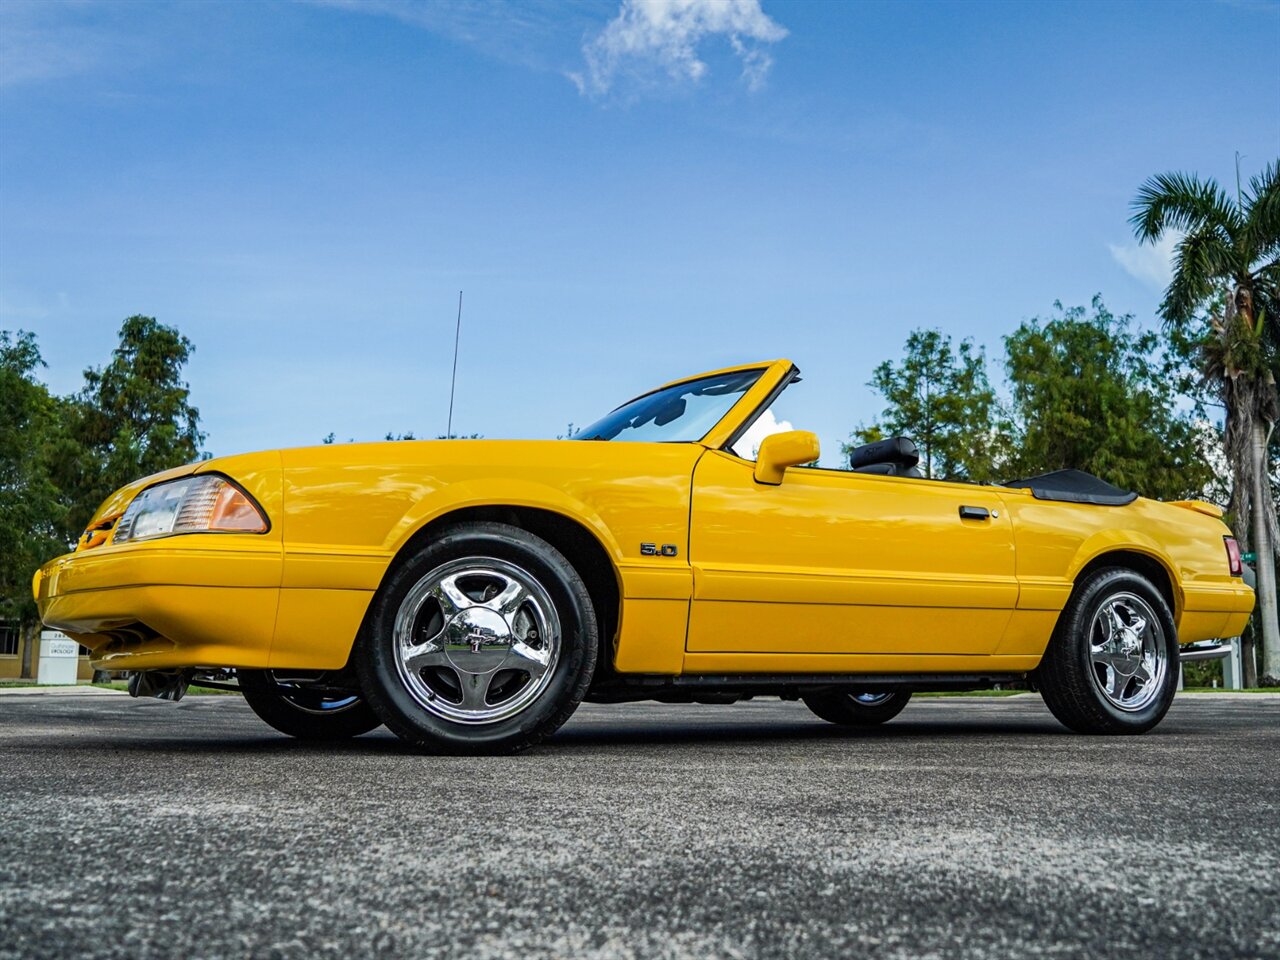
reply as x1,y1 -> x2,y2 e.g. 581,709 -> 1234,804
802,690 -> 912,726
1035,567 -> 1178,734
238,670 -> 381,740
355,522 -> 597,754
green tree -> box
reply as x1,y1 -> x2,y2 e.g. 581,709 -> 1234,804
0,332 -> 72,628
1130,162 -> 1280,684
845,329 -> 1003,481
1003,297 -> 1212,502
59,316 -> 207,534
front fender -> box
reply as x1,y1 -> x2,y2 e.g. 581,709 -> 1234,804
268,441 -> 701,670
387,477 -> 625,561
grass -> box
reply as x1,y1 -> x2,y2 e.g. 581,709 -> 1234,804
1180,686 -> 1277,694
915,690 -> 1029,697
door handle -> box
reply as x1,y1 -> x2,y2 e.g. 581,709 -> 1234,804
958,505 -> 990,521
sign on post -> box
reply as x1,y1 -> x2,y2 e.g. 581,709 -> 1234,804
37,630 -> 80,685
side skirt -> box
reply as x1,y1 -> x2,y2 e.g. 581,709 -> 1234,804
585,672 -> 1029,704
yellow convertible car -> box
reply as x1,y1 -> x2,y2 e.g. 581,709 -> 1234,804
35,359 -> 1254,751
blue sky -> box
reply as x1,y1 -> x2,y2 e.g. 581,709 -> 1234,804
2,0 -> 1278,464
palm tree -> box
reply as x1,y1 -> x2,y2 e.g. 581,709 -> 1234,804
1131,161 -> 1280,685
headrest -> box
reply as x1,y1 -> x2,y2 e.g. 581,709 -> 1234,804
848,436 -> 920,470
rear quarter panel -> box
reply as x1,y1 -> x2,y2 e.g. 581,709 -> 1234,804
999,489 -> 1250,649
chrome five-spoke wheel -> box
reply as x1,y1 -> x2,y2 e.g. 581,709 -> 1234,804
393,558 -> 561,724
1036,567 -> 1178,735
1088,592 -> 1167,712
357,521 -> 598,753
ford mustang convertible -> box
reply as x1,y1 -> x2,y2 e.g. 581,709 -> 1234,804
35,359 -> 1254,751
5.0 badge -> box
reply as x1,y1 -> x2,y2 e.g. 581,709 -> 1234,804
640,542 -> 679,557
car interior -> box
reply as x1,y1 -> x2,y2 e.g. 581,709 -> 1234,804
845,436 -> 924,478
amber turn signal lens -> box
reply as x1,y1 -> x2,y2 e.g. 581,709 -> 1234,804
210,483 -> 268,532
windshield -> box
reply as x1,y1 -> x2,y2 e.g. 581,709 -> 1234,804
576,368 -> 763,443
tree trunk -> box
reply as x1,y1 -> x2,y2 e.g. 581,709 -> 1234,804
1253,420 -> 1280,685
19,621 -> 40,679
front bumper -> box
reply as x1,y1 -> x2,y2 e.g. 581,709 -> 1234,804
35,539 -> 282,671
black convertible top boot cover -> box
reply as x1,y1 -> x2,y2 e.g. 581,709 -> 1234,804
1003,469 -> 1138,506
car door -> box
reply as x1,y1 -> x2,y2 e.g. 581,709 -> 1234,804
686,449 -> 1017,655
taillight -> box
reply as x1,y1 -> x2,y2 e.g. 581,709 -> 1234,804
1224,536 -> 1243,577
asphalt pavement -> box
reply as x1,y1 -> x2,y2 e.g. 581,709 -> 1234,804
1,691 -> 1276,960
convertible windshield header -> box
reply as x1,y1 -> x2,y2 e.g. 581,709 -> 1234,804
576,368 -> 764,443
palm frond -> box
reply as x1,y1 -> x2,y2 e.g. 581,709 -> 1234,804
1160,226 -> 1234,326
1256,263 -> 1280,317
1130,171 -> 1240,243
1245,159 -> 1280,266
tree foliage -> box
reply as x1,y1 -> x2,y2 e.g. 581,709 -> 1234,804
1131,162 -> 1280,368
1131,163 -> 1279,540
852,300 -> 1214,502
1131,160 -> 1280,683
846,329 -> 1002,481
57,316 -> 206,534
1003,297 -> 1213,501
0,318 -> 206,628
0,332 -> 70,624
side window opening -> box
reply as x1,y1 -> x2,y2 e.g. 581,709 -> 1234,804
730,405 -> 799,461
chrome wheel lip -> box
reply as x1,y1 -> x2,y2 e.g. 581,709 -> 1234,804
279,693 -> 362,715
264,672 -> 363,715
850,692 -> 895,706
1088,591 -> 1167,713
392,557 -> 561,726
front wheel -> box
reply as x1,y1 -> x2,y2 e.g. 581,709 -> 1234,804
355,522 -> 598,754
802,690 -> 912,726
1035,567 -> 1178,734
238,670 -> 382,740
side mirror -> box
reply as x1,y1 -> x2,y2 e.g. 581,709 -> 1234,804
754,430 -> 820,485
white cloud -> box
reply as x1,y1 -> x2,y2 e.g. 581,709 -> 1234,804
0,2 -> 117,88
1108,231 -> 1181,290
575,0 -> 788,97
732,407 -> 793,460
302,0 -> 589,74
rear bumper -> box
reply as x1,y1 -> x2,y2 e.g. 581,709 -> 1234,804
35,540 -> 282,671
1179,580 -> 1255,644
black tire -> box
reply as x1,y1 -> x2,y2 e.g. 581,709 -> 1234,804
238,670 -> 382,740
802,690 -> 912,726
1035,567 -> 1178,734
355,522 -> 598,754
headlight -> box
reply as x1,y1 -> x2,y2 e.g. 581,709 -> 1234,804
113,475 -> 268,543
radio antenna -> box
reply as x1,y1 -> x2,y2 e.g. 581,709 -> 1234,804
446,290 -> 462,439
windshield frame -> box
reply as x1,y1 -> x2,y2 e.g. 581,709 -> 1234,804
576,359 -> 797,447
718,363 -> 801,457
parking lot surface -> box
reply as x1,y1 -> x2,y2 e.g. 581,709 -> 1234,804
1,692 -> 1276,960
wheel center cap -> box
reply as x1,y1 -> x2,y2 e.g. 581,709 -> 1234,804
443,608 -> 512,675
